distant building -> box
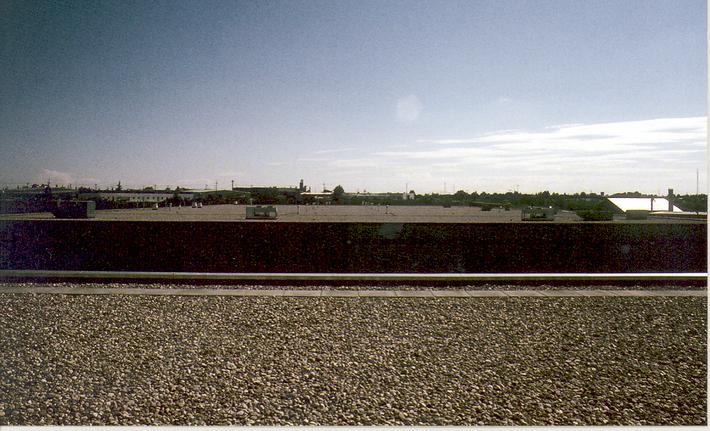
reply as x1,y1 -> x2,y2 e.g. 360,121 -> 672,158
350,192 -> 405,199
300,191 -> 333,204
606,197 -> 682,213
605,188 -> 686,213
79,192 -> 194,203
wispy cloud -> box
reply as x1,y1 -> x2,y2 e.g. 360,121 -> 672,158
382,117 -> 705,163
296,157 -> 330,163
324,116 -> 706,193
313,148 -> 354,154
329,157 -> 391,169
36,169 -> 74,186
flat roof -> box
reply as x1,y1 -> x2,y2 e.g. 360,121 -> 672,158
0,204 -> 705,223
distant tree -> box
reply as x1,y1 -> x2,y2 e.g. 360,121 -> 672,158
453,190 -> 469,201
116,181 -> 122,191
674,194 -> 707,212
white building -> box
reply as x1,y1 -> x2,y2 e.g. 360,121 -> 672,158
606,197 -> 682,213
80,192 -> 194,203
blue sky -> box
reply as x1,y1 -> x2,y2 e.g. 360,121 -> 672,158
1,0 -> 706,194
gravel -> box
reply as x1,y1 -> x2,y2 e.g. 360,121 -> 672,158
0,294 -> 705,425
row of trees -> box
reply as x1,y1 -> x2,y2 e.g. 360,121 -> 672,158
328,186 -> 708,212
4,182 -> 707,213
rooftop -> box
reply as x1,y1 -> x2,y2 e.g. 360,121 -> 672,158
0,204 -> 705,223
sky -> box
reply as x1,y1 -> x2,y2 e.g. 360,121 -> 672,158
1,0 -> 706,194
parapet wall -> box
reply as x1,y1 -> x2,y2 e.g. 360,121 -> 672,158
0,221 -> 706,273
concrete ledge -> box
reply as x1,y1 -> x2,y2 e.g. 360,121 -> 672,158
321,290 -> 358,297
394,290 -> 435,297
467,291 -> 508,297
504,290 -> 546,297
431,290 -> 470,297
282,290 -> 322,297
0,286 -> 705,297
358,290 -> 397,297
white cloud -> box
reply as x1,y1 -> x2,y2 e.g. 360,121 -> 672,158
375,146 -> 506,160
313,148 -> 354,154
396,95 -> 423,123
328,116 -> 706,193
422,117 -> 706,151
386,117 -> 706,160
37,169 -> 74,186
329,157 -> 390,169
296,157 -> 330,163
475,117 -> 705,148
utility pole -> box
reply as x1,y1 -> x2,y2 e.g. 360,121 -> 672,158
231,179 -> 234,190
215,181 -> 218,191
697,168 -> 699,195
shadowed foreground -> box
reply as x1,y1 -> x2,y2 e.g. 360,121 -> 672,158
0,294 -> 705,425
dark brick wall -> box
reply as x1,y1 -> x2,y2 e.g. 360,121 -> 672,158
0,221 -> 706,273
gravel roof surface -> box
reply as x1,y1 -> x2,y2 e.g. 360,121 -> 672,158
1,204 -> 703,223
0,294 -> 705,426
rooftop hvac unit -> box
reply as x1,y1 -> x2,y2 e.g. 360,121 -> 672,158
625,210 -> 650,220
576,209 -> 614,221
521,206 -> 555,221
246,205 -> 278,220
51,200 -> 96,219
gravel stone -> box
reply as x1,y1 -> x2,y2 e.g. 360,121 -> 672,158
0,294 -> 705,425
